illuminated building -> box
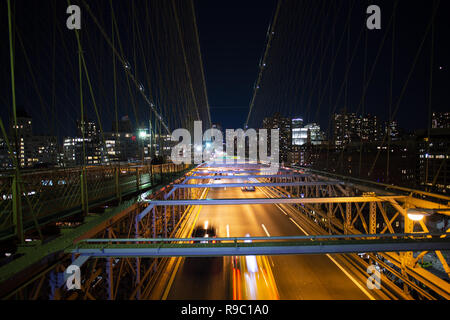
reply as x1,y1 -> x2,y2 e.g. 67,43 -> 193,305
263,113 -> 292,163
292,118 -> 304,146
417,128 -> 450,194
432,112 -> 450,129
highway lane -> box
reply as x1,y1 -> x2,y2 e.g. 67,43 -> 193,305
166,178 -> 370,300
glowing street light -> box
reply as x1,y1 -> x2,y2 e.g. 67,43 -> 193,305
138,130 -> 147,139
407,213 -> 426,221
406,208 -> 433,221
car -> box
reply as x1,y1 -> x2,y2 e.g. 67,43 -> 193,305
231,234 -> 279,300
241,186 -> 255,192
186,224 -> 222,274
191,224 -> 217,244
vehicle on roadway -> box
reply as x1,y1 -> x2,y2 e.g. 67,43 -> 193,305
231,234 -> 279,300
241,186 -> 256,192
186,222 -> 222,274
191,223 -> 217,244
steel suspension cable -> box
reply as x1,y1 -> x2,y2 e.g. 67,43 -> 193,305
82,0 -> 171,134
245,0 -> 282,128
368,0 -> 441,176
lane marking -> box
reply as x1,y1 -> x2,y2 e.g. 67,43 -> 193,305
262,184 -> 376,300
259,187 -> 286,215
162,186 -> 209,300
326,254 -> 376,301
162,257 -> 183,300
277,203 -> 288,215
261,224 -> 270,237
289,218 -> 310,236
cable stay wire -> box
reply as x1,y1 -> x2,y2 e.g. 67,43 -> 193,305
81,0 -> 171,134
245,0 -> 282,128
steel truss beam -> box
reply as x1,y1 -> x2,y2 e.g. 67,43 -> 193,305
260,166 -> 450,299
146,195 -> 406,206
185,174 -> 310,180
172,182 -> 342,188
191,170 -> 266,175
69,234 -> 449,258
192,168 -> 293,173
296,166 -> 450,203
200,163 -> 269,168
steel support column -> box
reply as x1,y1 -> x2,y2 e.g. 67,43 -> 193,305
115,167 -> 121,203
345,202 -> 351,235
135,218 -> 140,299
80,167 -> 89,216
369,202 -> 377,235
12,173 -> 23,244
106,228 -> 113,300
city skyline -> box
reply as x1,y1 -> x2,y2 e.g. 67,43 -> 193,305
0,0 -> 449,305
1,1 -> 449,137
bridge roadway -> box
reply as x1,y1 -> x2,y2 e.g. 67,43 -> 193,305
164,178 -> 372,300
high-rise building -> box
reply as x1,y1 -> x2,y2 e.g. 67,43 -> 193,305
30,136 -> 58,166
9,112 -> 33,137
77,118 -> 100,139
103,132 -> 139,163
9,110 -> 33,167
432,112 -> 450,129
416,128 -> 450,194
61,118 -> 106,166
385,120 -> 400,141
8,110 -> 58,168
358,114 -> 382,142
0,137 -> 11,168
152,133 -> 174,158
333,112 -> 358,147
333,112 -> 383,147
303,123 -> 326,145
292,118 -> 304,146
63,137 -> 104,166
263,113 -> 292,163
293,123 -> 326,146
105,116 -> 139,163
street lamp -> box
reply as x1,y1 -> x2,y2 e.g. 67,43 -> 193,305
406,208 -> 433,221
137,129 -> 148,165
139,130 -> 146,139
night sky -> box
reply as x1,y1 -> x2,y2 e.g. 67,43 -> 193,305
195,0 -> 450,131
0,0 -> 449,140
194,0 -> 277,129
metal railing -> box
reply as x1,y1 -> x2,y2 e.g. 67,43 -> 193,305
70,233 -> 450,257
0,163 -> 190,241
294,166 -> 450,204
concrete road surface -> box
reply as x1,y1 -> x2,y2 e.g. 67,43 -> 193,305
166,178 -> 371,300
